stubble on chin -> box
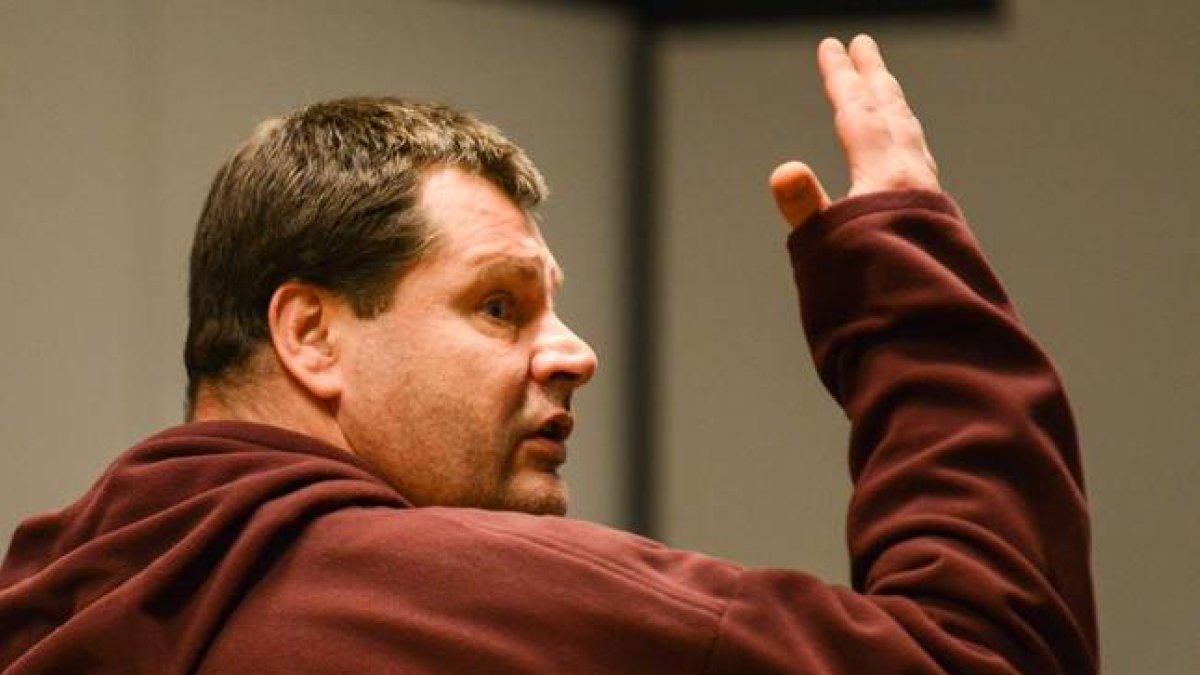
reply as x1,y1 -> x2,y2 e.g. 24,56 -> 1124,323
519,478 -> 569,516
475,469 -> 568,516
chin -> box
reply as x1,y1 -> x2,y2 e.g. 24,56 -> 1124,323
509,491 -> 568,517
502,476 -> 568,516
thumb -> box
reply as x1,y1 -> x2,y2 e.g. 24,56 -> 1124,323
769,161 -> 832,230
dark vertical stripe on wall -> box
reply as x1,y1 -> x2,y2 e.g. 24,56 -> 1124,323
624,17 -> 658,537
597,0 -> 1000,537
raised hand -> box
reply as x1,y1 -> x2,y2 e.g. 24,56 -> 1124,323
771,35 -> 941,230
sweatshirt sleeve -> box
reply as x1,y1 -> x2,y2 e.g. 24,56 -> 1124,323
707,191 -> 1098,674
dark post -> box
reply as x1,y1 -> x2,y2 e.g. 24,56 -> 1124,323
624,12 -> 658,537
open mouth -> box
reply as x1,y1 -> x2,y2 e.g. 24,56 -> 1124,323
523,414 -> 574,467
534,417 -> 571,443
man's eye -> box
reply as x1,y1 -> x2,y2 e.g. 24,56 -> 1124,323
481,295 -> 516,323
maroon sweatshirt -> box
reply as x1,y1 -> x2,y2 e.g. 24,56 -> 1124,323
0,191 -> 1097,674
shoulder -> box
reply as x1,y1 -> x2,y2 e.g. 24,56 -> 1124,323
202,506 -> 741,674
309,505 -> 742,614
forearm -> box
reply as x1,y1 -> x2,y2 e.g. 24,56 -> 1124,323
794,190 -> 1097,674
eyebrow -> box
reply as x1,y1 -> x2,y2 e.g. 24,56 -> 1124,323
473,257 -> 564,292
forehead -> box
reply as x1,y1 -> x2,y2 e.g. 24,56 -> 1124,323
417,166 -> 563,288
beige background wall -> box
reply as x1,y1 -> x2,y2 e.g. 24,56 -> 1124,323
2,1 -> 1197,673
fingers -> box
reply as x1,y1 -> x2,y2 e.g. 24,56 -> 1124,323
818,37 -> 866,112
848,36 -> 936,173
817,35 -> 940,196
818,37 -> 890,194
770,161 -> 832,230
849,35 -> 911,120
819,37 -> 886,132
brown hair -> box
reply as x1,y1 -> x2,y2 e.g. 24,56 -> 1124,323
183,97 -> 547,416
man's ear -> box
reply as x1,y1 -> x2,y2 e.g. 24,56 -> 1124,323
267,281 -> 349,402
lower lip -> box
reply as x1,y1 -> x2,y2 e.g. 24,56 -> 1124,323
520,437 -> 567,467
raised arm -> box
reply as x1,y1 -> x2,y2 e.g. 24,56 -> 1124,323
710,35 -> 1098,674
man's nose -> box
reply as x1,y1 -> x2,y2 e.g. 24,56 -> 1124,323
531,314 -> 598,391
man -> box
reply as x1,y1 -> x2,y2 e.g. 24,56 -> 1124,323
0,36 -> 1097,674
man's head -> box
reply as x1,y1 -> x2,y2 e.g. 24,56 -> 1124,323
185,98 -> 597,515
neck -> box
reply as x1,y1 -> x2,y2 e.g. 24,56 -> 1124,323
191,369 -> 352,454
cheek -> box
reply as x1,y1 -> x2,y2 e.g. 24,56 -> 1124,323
341,319 -> 426,418
348,312 -> 534,427
465,346 -> 533,407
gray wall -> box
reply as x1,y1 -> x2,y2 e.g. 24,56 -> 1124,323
3,1 -> 1198,673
